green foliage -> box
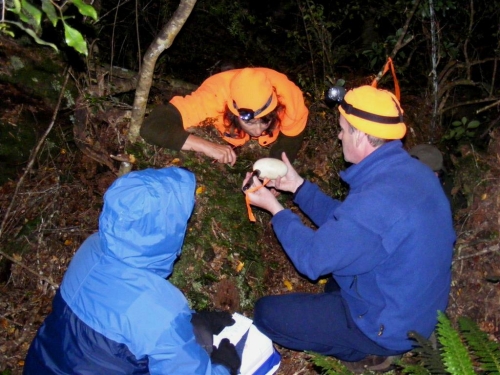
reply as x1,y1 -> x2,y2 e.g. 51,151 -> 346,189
362,40 -> 388,71
306,351 -> 353,374
404,312 -> 500,375
407,331 -> 447,374
158,145 -> 266,313
287,0 -> 354,93
442,117 -> 481,142
2,0 -> 98,55
307,312 -> 500,375
304,352 -> 344,374
419,0 -> 457,18
436,312 -> 476,375
458,317 -> 500,373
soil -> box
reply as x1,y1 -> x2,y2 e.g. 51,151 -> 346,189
1,65 -> 500,375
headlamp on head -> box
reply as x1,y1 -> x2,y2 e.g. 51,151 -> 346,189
325,86 -> 347,108
337,85 -> 407,139
233,94 -> 273,122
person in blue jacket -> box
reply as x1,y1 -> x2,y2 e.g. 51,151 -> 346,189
243,86 -> 456,373
23,167 -> 241,375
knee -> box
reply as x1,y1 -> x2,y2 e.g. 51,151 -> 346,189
253,296 -> 276,331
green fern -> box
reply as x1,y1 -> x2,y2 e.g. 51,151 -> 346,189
407,330 -> 447,374
404,311 -> 500,374
436,311 -> 476,375
402,364 -> 431,375
305,351 -> 353,375
308,312 -> 500,375
458,317 -> 500,374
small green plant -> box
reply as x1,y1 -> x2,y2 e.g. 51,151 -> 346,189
307,311 -> 500,374
443,117 -> 481,142
404,311 -> 500,374
1,0 -> 98,55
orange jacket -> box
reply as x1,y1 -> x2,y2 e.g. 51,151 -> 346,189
170,68 -> 308,147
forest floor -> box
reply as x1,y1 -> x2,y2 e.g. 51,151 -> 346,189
1,73 -> 500,375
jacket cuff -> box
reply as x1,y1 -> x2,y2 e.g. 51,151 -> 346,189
293,180 -> 308,200
268,129 -> 305,163
140,103 -> 189,151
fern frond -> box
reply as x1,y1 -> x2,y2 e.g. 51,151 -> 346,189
305,351 -> 352,375
459,316 -> 500,374
402,364 -> 432,375
407,330 -> 448,374
437,311 -> 476,375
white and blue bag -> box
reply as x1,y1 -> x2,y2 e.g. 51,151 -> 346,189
213,313 -> 281,375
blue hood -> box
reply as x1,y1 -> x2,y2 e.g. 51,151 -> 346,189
99,167 -> 195,278
27,168 -> 232,374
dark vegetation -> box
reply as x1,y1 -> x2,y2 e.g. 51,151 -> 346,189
1,0 -> 500,373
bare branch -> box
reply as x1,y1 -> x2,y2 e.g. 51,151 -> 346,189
441,97 -> 499,115
0,250 -> 59,288
128,0 -> 198,143
0,68 -> 71,240
388,0 -> 421,58
453,244 -> 500,263
476,99 -> 500,114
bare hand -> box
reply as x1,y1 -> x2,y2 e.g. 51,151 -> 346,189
182,135 -> 237,166
272,152 -> 304,193
242,173 -> 284,215
206,144 -> 237,166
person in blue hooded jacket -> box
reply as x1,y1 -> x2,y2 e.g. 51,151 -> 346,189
243,86 -> 456,373
23,167 -> 241,375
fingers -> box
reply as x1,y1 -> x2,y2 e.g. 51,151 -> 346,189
242,171 -> 265,192
212,145 -> 237,166
281,152 -> 297,176
281,152 -> 291,166
220,147 -> 237,166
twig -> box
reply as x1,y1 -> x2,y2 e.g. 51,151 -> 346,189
371,0 -> 421,87
453,244 -> 500,262
0,313 -> 24,327
0,250 -> 59,288
441,96 -> 499,115
0,67 -> 70,241
388,0 -> 421,59
429,0 -> 438,140
476,99 -> 500,114
135,0 -> 141,72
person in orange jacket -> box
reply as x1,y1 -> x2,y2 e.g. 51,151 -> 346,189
140,67 -> 309,166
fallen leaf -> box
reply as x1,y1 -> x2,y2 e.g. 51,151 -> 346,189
236,261 -> 244,273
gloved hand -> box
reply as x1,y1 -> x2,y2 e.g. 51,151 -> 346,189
191,314 -> 214,355
211,338 -> 241,375
192,310 -> 235,335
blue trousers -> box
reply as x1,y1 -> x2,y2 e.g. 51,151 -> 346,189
253,281 -> 404,362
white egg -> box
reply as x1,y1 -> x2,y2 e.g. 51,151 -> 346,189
253,158 -> 288,180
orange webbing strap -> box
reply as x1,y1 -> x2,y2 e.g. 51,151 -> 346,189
371,57 -> 400,101
245,178 -> 270,222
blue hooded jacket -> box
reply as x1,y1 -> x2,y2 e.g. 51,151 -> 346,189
271,141 -> 456,352
24,167 -> 230,375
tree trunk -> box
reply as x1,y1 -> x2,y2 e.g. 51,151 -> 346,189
128,0 -> 198,143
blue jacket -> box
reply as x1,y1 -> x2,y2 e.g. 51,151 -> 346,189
271,141 -> 455,351
24,167 -> 230,375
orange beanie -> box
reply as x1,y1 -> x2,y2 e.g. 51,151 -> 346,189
228,68 -> 278,119
338,85 -> 406,139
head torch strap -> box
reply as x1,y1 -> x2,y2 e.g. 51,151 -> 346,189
340,99 -> 403,124
234,94 -> 274,119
